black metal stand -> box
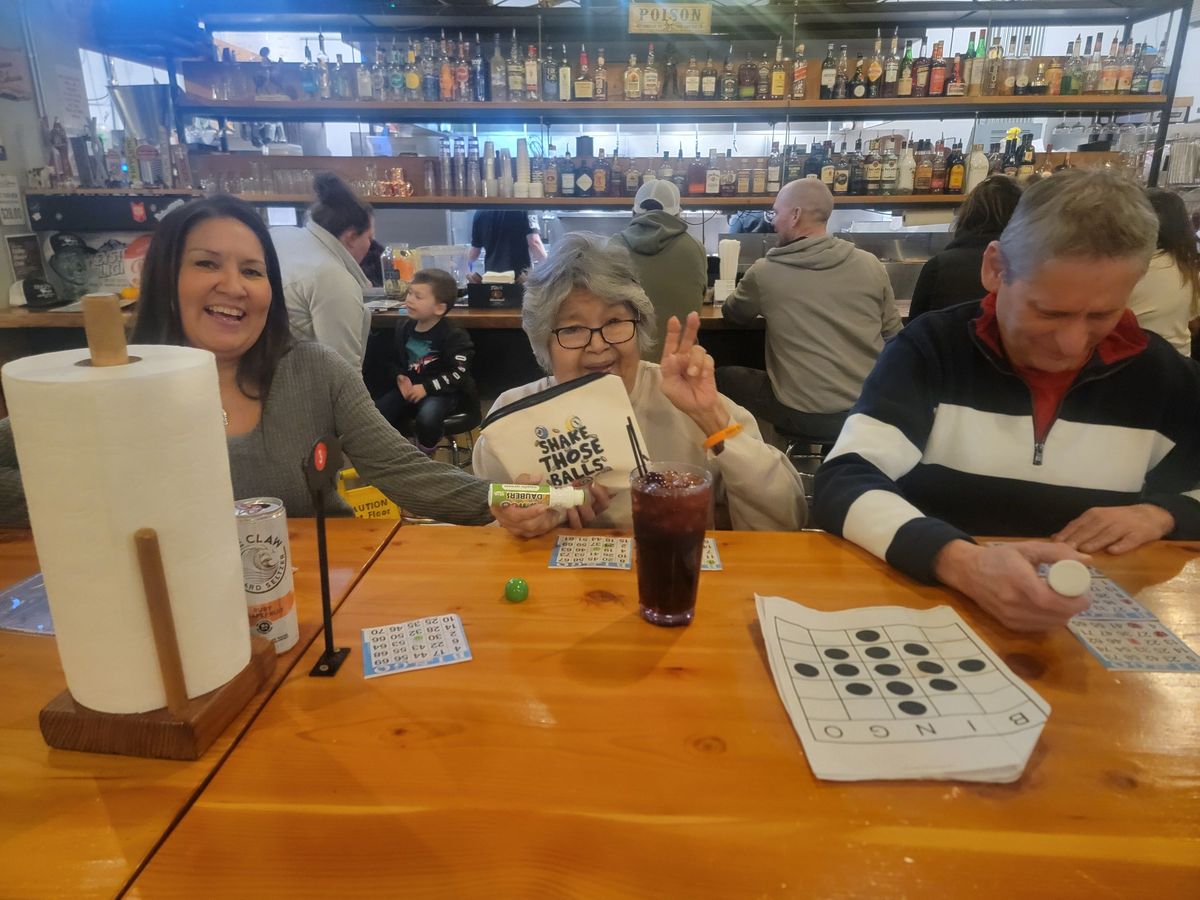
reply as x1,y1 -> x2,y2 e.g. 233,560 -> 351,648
306,435 -> 348,677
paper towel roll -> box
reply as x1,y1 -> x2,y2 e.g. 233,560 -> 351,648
718,239 -> 741,283
2,345 -> 250,714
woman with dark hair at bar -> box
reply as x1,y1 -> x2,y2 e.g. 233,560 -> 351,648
270,172 -> 375,369
1127,187 -> 1200,356
908,175 -> 1023,320
0,195 -> 554,536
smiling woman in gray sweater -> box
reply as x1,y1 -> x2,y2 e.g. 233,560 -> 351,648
0,196 -> 534,531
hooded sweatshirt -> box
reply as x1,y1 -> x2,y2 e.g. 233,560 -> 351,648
610,211 -> 708,360
723,233 -> 902,414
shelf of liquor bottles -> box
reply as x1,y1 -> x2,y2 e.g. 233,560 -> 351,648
177,93 -> 1170,126
231,193 -> 964,211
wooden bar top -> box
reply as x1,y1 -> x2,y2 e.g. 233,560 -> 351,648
372,304 -> 763,331
127,528 -> 1200,898
0,305 -> 136,329
0,518 -> 398,899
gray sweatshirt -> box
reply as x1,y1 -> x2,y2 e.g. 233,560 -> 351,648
722,233 -> 902,414
0,342 -> 491,526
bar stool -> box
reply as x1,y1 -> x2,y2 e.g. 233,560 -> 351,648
438,408 -> 482,469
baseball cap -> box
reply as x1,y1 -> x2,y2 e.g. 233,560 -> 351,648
633,179 -> 681,216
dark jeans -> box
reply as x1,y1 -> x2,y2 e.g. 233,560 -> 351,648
375,390 -> 458,448
715,366 -> 849,445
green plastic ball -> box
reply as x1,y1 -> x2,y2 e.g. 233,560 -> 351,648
504,577 -> 529,603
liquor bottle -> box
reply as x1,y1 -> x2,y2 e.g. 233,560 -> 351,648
756,50 -> 772,100
848,53 -> 867,98
1084,33 -> 1103,93
673,145 -> 688,194
594,148 -> 610,196
658,150 -> 673,182
662,48 -> 678,99
883,28 -> 900,98
356,51 -> 374,100
506,32 -> 525,100
702,54 -> 719,100
897,40 -> 914,97
770,39 -> 788,99
1001,137 -> 1019,177
405,41 -> 421,102
438,35 -> 455,102
316,33 -> 331,100
542,44 -> 559,101
1029,62 -> 1048,95
819,43 -> 837,99
1147,44 -> 1168,94
1046,53 -> 1064,96
471,35 -> 487,102
643,44 -> 661,100
1117,42 -> 1135,94
490,33 -> 508,102
705,149 -> 721,195
792,43 -> 808,100
335,54 -> 353,99
997,35 -> 1018,95
685,55 -> 701,100
930,142 -> 947,192
1130,41 -> 1150,94
816,141 -> 835,187
687,151 -> 706,195
866,28 -> 884,98
751,158 -> 767,195
833,141 -> 851,195
736,161 -> 751,196
1058,39 -> 1076,95
912,39 -> 931,98
524,45 -> 540,100
984,36 -> 1003,96
1100,37 -> 1119,94
947,55 -> 968,96
848,140 -> 867,195
1017,133 -> 1036,180
896,141 -> 915,193
928,42 -> 947,96
832,45 -> 849,99
301,41 -> 317,98
968,28 -> 986,95
721,52 -> 738,100
865,141 -> 883,194
624,53 -> 642,100
965,143 -> 989,193
739,52 -> 758,100
625,158 -> 641,194
578,46 -> 596,101
543,147 -> 558,196
455,38 -> 472,102
914,142 -> 933,194
785,143 -> 806,184
944,143 -> 965,194
767,141 -> 783,193
880,139 -> 899,194
717,150 -> 735,196
370,46 -> 386,100
559,147 -> 576,196
558,44 -> 573,101
1014,35 -> 1035,95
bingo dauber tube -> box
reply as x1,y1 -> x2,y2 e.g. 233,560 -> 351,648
489,483 -> 585,510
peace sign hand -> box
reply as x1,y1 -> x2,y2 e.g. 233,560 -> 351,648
658,312 -> 729,438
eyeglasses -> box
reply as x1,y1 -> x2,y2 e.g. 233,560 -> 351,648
551,318 -> 639,350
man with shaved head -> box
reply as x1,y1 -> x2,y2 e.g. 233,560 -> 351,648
718,177 -> 902,443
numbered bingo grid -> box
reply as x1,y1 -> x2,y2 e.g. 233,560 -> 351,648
361,614 -> 472,679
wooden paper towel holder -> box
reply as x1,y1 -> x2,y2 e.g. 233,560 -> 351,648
38,295 -> 275,760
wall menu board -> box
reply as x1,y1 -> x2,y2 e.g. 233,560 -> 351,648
627,2 -> 712,35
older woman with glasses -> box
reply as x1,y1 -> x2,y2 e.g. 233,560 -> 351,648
473,233 -> 807,533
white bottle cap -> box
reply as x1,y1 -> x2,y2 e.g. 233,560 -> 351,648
1046,559 -> 1091,598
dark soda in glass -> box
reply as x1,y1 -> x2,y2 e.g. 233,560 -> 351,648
630,462 -> 713,626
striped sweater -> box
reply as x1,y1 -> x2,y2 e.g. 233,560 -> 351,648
814,298 -> 1200,584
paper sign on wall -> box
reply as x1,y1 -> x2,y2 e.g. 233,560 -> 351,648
628,2 -> 712,35
0,46 -> 34,102
56,65 -> 88,132
0,175 -> 25,227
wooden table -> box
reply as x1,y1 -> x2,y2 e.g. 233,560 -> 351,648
0,518 -> 399,900
127,528 -> 1200,898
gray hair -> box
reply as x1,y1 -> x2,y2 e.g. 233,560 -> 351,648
997,170 -> 1157,282
522,232 -> 657,372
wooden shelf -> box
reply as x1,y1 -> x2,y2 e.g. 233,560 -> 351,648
236,193 -> 960,210
179,95 -> 1170,125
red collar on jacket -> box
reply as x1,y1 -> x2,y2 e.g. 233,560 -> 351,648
972,292 -> 1147,368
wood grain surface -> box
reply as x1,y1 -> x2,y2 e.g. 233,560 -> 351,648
126,528 -> 1200,899
0,518 -> 399,899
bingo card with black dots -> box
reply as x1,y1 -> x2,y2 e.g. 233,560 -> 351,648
756,595 -> 1050,783
361,614 -> 472,679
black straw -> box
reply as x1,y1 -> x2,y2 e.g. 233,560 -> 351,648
627,417 -> 648,479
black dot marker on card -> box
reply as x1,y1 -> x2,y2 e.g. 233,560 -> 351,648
833,663 -> 860,677
898,701 -> 928,715
886,681 -> 914,696
793,663 -> 820,677
929,679 -> 958,691
823,648 -> 850,660
864,646 -> 891,659
903,643 -> 930,656
958,658 -> 986,673
855,629 -> 881,642
845,682 -> 873,696
874,663 -> 901,676
916,661 -> 944,674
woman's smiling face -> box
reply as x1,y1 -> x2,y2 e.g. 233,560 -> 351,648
547,289 -> 642,393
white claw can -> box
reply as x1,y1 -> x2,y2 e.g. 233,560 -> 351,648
234,497 -> 298,653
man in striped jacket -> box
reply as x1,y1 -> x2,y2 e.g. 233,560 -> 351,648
815,172 -> 1200,632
